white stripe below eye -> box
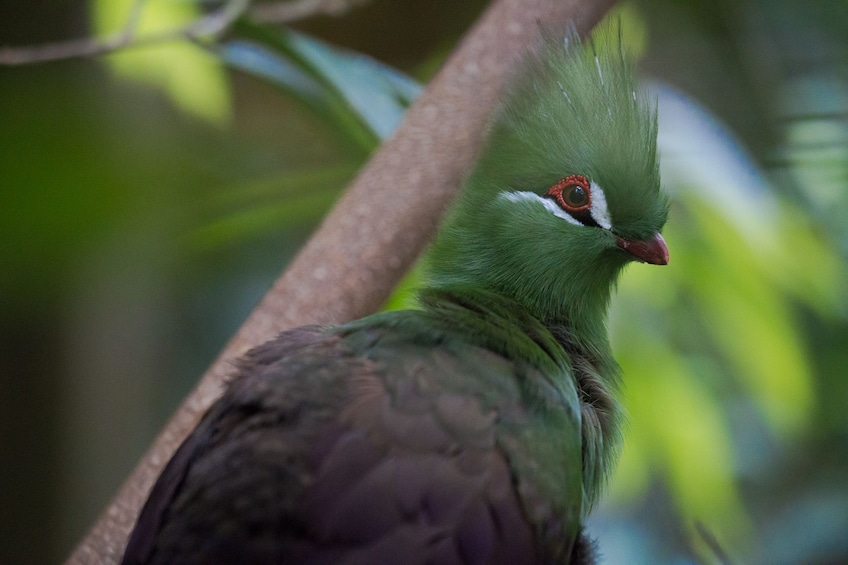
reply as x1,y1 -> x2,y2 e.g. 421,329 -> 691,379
499,191 -> 583,226
588,181 -> 612,230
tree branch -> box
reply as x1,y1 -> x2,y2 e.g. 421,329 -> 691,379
0,0 -> 248,65
0,0 -> 373,66
251,0 -> 371,23
65,0 -> 617,562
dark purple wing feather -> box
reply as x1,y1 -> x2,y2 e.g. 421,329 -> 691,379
121,325 -> 545,564
121,421 -> 210,565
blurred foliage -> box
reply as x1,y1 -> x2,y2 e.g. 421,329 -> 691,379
221,20 -> 422,150
1,0 -> 846,564
92,0 -> 232,123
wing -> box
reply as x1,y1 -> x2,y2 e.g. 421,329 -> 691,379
121,326 -> 336,565
121,325 -> 549,565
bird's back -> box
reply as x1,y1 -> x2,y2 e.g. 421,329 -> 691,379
122,295 -> 585,565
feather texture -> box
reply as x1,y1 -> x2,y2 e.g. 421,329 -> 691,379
123,24 -> 667,565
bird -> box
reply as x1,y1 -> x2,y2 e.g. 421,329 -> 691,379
121,24 -> 669,565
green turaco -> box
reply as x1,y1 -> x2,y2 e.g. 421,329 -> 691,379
122,25 -> 668,565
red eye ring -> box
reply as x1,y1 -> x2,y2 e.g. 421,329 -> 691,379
546,174 -> 592,212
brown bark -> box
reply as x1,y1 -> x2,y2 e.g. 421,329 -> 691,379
66,0 -> 617,562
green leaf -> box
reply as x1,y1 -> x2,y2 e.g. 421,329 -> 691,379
683,194 -> 815,436
183,163 -> 358,251
381,260 -> 425,312
615,337 -> 751,549
221,22 -> 422,150
91,0 -> 231,124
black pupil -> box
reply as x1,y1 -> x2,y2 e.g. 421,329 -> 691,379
566,185 -> 588,207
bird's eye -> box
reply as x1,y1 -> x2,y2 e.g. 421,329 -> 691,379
546,174 -> 592,212
564,185 -> 588,208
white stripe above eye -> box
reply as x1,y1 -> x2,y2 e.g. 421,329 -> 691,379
500,183 -> 614,231
499,191 -> 583,226
588,181 -> 612,230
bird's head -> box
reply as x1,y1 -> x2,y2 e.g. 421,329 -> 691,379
427,26 -> 668,335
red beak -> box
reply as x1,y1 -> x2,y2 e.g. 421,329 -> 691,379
616,233 -> 669,265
